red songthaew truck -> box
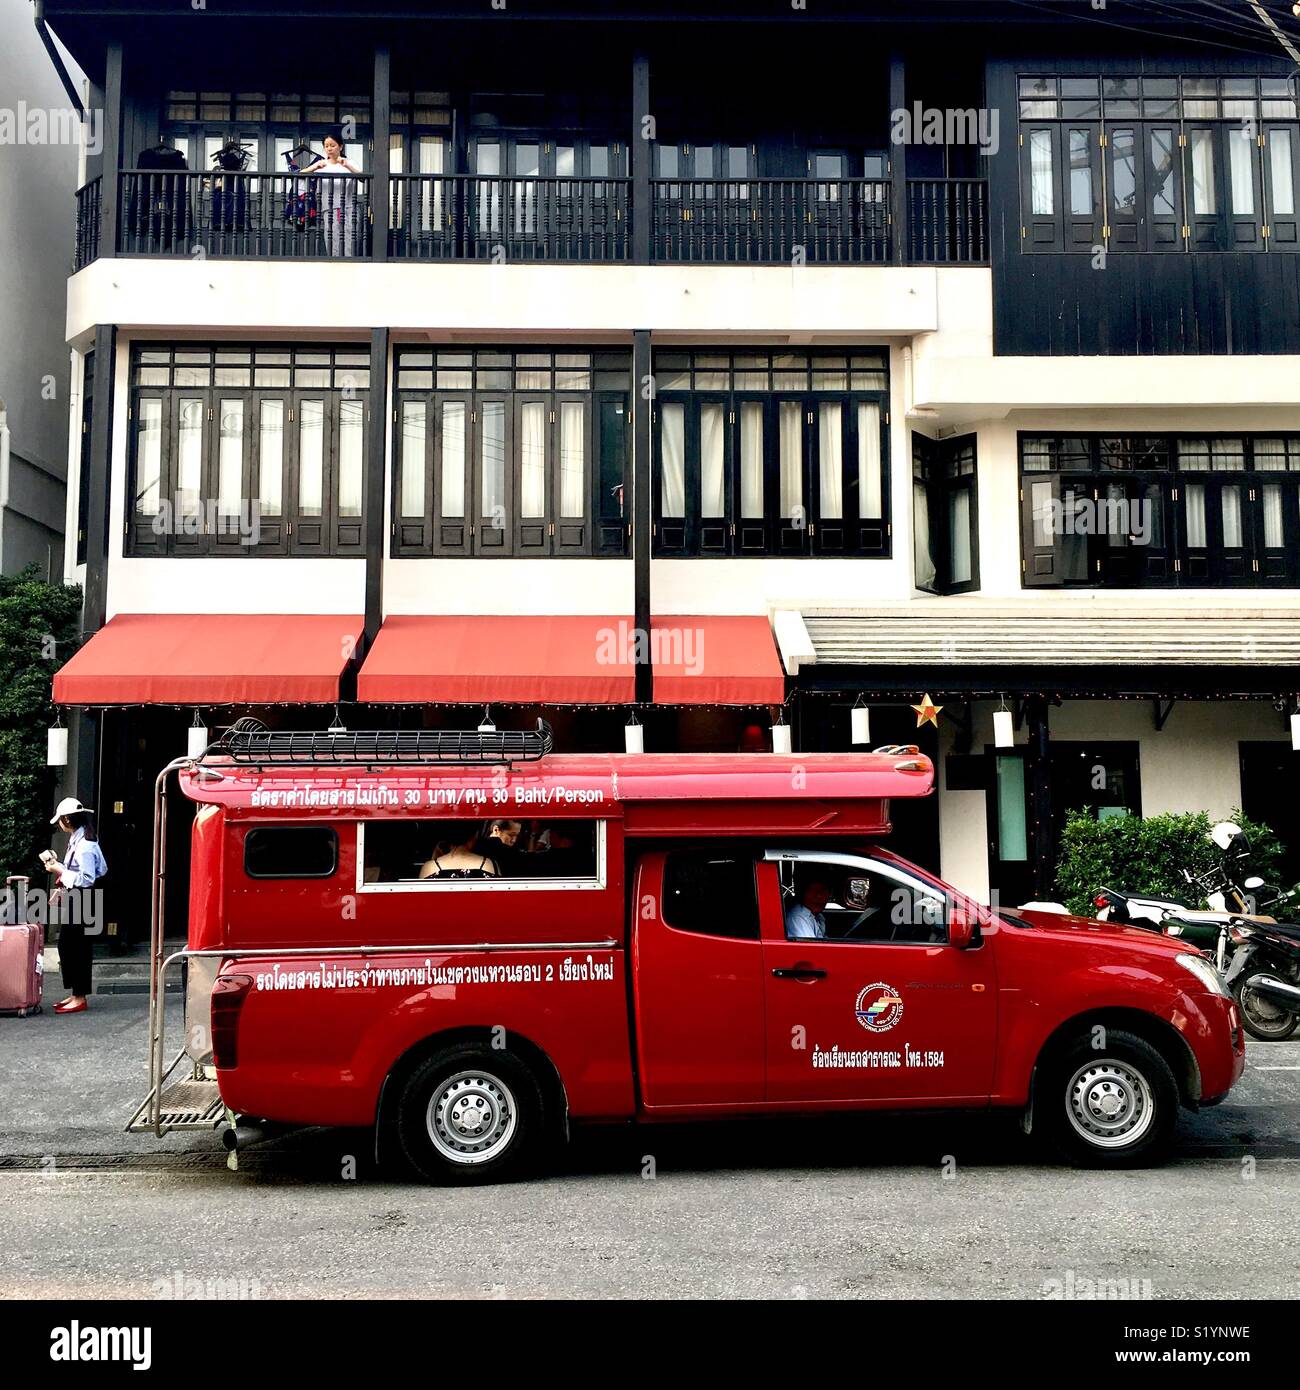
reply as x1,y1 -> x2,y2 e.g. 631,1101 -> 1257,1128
129,721 -> 1244,1180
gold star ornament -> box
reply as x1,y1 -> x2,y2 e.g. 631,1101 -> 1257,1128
911,694 -> 943,728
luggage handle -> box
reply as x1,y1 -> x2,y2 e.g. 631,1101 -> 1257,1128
5,876 -> 29,927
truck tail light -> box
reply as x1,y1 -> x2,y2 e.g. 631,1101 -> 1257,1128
1093,894 -> 1110,909
210,973 -> 254,1070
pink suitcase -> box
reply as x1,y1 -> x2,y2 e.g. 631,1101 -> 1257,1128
0,875 -> 43,1016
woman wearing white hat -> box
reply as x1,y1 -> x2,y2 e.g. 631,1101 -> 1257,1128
44,797 -> 108,1014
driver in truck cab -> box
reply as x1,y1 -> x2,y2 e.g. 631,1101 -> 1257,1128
785,880 -> 831,938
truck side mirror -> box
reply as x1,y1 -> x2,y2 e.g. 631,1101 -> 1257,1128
949,904 -> 977,950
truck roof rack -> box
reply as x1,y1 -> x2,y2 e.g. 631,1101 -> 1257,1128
207,718 -> 555,767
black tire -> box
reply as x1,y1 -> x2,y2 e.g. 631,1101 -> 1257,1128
1233,978 -> 1300,1042
1041,1028 -> 1179,1169
393,1043 -> 545,1185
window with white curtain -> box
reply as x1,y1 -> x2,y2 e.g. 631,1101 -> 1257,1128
857,402 -> 882,519
257,400 -> 283,517
559,402 -> 585,517
701,404 -> 726,518
1191,130 -> 1217,214
779,401 -> 803,518
661,403 -> 686,518
135,401 -> 163,516
1185,484 -> 1207,548
1228,127 -> 1255,215
1222,484 -> 1244,548
400,401 -> 426,517
651,350 -> 890,555
338,400 -> 363,518
819,403 -> 843,519
217,399 -> 243,517
519,401 -> 547,518
481,400 -> 506,523
1269,129 -> 1295,215
740,403 -> 763,516
128,344 -> 370,556
1263,485 -> 1285,548
177,398 -> 204,516
948,489 -> 972,585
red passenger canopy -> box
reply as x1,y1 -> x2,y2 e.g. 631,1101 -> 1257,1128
52,613 -> 364,705
357,615 -> 784,706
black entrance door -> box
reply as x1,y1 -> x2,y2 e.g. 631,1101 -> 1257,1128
1240,741 -> 1300,884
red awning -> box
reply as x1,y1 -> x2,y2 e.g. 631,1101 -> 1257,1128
52,614 -> 364,705
651,615 -> 785,705
357,615 -> 638,704
357,614 -> 784,706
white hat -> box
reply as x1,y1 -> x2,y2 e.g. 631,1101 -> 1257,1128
50,797 -> 92,825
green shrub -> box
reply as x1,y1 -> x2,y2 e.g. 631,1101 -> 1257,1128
0,568 -> 82,876
1053,807 -> 1288,916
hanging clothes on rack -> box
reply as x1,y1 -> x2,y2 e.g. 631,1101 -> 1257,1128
283,144 -> 322,236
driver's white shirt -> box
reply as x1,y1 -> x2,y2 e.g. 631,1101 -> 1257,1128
785,903 -> 827,939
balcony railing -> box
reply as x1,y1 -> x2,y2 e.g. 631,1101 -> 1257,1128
389,174 -> 630,261
651,178 -> 891,264
73,170 -> 990,270
906,178 -> 989,264
117,169 -> 372,259
75,177 -> 102,270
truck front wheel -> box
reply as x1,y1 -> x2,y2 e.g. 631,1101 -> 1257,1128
1043,1029 -> 1178,1168
394,1044 -> 545,1184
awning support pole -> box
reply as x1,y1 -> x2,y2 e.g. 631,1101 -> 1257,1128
1153,697 -> 1176,732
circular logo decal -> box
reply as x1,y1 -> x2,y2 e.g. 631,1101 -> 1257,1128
855,982 -> 904,1033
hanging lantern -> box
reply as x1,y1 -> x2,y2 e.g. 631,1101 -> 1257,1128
477,705 -> 496,735
1292,709 -> 1300,752
850,697 -> 870,746
624,714 -> 644,754
771,714 -> 793,755
187,710 -> 209,759
994,698 -> 1015,749
47,720 -> 68,767
328,704 -> 348,735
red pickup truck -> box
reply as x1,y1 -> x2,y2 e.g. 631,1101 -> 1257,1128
131,727 -> 1244,1182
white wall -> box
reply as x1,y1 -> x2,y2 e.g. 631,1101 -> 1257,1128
384,558 -> 633,616
67,259 -> 949,346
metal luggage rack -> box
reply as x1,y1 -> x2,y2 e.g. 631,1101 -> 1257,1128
207,717 -> 555,768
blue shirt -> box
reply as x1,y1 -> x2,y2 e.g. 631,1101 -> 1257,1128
60,827 -> 107,889
785,902 -> 827,939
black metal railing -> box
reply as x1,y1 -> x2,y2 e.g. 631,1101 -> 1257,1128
389,174 -> 631,261
906,178 -> 988,265
210,718 -> 555,766
80,171 -> 990,267
118,170 -> 373,259
650,178 -> 892,264
74,176 -> 102,271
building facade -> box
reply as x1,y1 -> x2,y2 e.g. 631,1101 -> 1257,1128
40,0 -> 1300,941
0,2 -> 82,577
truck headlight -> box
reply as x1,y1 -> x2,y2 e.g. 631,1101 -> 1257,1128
1177,953 -> 1232,999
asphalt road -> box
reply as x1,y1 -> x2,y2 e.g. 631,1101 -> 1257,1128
3,981 -> 1300,1299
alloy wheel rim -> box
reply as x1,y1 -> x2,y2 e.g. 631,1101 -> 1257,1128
426,1071 -> 517,1165
1065,1059 -> 1155,1150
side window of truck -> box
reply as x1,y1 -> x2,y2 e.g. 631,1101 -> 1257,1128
244,826 -> 339,879
662,850 -> 760,941
778,855 -> 949,945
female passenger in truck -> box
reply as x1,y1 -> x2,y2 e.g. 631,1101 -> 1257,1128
418,823 -> 501,880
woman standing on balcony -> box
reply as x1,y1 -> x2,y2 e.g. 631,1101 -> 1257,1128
300,131 -> 362,258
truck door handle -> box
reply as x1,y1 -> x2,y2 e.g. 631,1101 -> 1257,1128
772,966 -> 827,981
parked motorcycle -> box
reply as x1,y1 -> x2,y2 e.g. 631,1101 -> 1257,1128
1223,920 -> 1300,1041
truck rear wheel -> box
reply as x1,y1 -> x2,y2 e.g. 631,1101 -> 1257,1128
394,1044 -> 544,1185
1043,1029 -> 1178,1168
